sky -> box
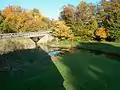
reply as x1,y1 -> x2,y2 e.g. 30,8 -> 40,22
0,0 -> 101,19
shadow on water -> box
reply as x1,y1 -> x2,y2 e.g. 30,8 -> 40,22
59,42 -> 120,90
0,47 -> 65,90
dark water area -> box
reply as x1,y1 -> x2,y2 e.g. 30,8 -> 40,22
0,44 -> 120,90
0,47 -> 65,90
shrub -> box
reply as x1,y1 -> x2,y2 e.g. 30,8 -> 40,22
94,27 -> 108,41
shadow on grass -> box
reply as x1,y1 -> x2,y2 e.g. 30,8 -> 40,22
77,42 -> 120,61
58,42 -> 120,90
0,48 -> 65,90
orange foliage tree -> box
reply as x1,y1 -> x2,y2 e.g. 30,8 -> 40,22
95,27 -> 107,40
0,5 -> 51,33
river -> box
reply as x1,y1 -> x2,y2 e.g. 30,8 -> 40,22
0,44 -> 120,90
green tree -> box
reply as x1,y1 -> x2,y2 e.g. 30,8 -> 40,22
0,21 -> 11,33
103,2 -> 120,41
60,1 -> 96,41
111,0 -> 120,3
0,11 -> 4,24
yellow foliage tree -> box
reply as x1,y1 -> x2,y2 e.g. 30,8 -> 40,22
52,21 -> 74,40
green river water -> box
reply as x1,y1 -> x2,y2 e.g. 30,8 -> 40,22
0,44 -> 120,90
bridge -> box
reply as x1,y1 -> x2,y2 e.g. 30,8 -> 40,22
0,30 -> 52,39
0,30 -> 53,47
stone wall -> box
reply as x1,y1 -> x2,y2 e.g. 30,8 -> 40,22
0,38 -> 36,54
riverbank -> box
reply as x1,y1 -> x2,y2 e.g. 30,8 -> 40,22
0,38 -> 120,56
77,42 -> 120,56
53,47 -> 120,90
1,39 -> 120,90
0,38 -> 35,54
50,41 -> 120,90
49,40 -> 120,56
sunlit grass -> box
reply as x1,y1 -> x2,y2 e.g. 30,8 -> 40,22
53,50 -> 120,90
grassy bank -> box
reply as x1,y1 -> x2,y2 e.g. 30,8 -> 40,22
53,47 -> 120,90
1,38 -> 120,55
77,42 -> 120,55
49,40 -> 79,48
50,40 -> 120,55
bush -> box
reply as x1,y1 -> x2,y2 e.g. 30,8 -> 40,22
107,30 -> 120,42
94,27 -> 108,41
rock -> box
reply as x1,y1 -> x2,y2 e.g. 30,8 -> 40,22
38,34 -> 54,44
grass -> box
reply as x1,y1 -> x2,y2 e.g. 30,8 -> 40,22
53,49 -> 120,90
51,40 -> 120,55
49,40 -> 78,48
77,42 -> 120,55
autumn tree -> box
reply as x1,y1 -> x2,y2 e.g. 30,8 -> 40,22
1,6 -> 25,32
52,20 -> 74,40
60,4 -> 75,25
0,11 -> 11,33
0,5 -> 51,33
59,1 -> 97,41
41,17 -> 51,29
2,5 -> 13,18
94,27 -> 107,41
75,1 -> 95,22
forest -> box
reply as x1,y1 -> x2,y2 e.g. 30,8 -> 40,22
0,0 -> 120,42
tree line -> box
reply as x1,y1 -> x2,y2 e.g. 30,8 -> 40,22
0,6 -> 52,33
59,0 -> 120,42
0,0 -> 120,42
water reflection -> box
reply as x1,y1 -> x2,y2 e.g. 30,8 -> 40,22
39,44 -> 62,56
39,44 -> 50,53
